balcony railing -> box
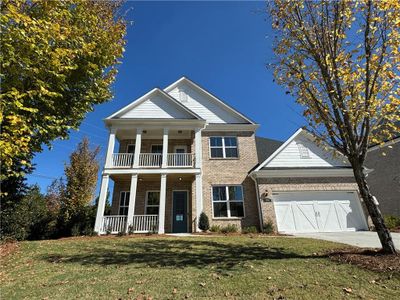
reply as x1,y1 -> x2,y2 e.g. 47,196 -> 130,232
110,153 -> 195,168
112,153 -> 134,167
99,215 -> 158,234
167,153 -> 195,167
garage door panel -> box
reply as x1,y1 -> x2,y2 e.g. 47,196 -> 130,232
273,191 -> 367,233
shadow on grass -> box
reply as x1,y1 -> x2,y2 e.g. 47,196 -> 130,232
40,239 -> 326,270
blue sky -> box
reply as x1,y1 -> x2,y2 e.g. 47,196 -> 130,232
27,1 -> 305,193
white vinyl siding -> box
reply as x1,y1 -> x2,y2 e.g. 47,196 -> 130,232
264,135 -> 348,168
119,95 -> 195,119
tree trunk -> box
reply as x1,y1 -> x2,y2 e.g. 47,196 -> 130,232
351,159 -> 397,254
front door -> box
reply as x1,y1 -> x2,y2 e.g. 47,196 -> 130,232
172,191 -> 188,233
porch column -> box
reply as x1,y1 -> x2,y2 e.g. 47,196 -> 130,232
195,174 -> 203,232
94,174 -> 110,233
133,128 -> 142,167
162,128 -> 169,168
158,174 -> 167,234
126,174 -> 138,233
194,128 -> 202,168
105,128 -> 116,168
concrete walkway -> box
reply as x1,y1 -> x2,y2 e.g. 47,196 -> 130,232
294,231 -> 400,249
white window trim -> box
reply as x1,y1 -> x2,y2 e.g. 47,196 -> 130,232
211,185 -> 245,219
145,190 -> 160,215
209,136 -> 238,159
297,142 -> 311,159
119,191 -> 130,215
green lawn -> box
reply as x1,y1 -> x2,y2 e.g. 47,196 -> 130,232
1,236 -> 399,299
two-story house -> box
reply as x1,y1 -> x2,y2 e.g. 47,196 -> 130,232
94,77 -> 371,235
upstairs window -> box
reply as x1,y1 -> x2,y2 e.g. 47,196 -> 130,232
119,191 -> 130,215
209,137 -> 238,158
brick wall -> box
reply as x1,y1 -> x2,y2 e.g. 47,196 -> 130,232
200,131 -> 260,230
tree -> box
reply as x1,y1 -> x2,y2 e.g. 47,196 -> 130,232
0,0 -> 126,184
269,0 -> 399,253
62,137 -> 100,221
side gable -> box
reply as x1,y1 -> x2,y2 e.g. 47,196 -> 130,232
255,129 -> 349,171
164,77 -> 256,124
106,88 -> 202,120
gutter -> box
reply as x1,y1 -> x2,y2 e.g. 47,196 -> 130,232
249,173 -> 264,231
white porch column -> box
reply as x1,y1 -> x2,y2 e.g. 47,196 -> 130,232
195,173 -> 203,232
126,174 -> 138,233
133,128 -> 142,167
94,174 -> 110,233
158,174 -> 167,234
105,128 -> 116,168
194,128 -> 202,168
162,128 -> 169,168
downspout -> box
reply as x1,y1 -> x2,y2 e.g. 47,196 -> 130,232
250,172 -> 264,231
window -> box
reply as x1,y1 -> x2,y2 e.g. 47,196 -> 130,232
119,191 -> 130,215
212,185 -> 244,218
209,137 -> 238,158
145,191 -> 160,215
126,144 -> 135,154
297,143 -> 311,159
151,145 -> 163,154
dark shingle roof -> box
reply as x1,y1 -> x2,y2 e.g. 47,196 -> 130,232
255,136 -> 284,164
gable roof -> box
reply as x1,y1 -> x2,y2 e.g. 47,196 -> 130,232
106,88 -> 203,120
255,136 -> 284,163
254,128 -> 349,171
164,77 -> 257,125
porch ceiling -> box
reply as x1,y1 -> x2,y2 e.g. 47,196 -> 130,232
109,173 -> 195,182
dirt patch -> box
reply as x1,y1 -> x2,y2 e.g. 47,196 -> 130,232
0,242 -> 19,259
329,248 -> 400,273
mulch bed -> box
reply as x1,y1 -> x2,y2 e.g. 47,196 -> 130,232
329,248 -> 400,273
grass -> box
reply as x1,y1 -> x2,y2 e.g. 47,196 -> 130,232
1,235 -> 399,299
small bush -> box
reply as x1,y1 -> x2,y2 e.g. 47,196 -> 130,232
106,225 -> 112,235
220,224 -> 238,234
384,215 -> 400,229
117,230 -> 126,237
262,221 -> 274,234
242,226 -> 258,234
209,225 -> 221,233
198,212 -> 210,231
71,224 -> 81,237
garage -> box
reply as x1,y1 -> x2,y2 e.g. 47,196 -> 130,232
273,191 -> 368,234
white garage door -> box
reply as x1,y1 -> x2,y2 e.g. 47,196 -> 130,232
273,191 -> 368,233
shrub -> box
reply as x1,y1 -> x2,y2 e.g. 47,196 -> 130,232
128,225 -> 135,235
71,224 -> 81,237
198,212 -> 210,231
242,226 -> 258,234
384,215 -> 400,229
262,221 -> 274,234
220,224 -> 238,234
117,230 -> 126,237
106,225 -> 112,235
209,225 -> 221,233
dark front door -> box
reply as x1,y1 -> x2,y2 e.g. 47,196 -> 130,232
172,191 -> 188,233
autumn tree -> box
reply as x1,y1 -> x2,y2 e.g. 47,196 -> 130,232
0,0 -> 126,191
62,137 -> 100,222
269,0 -> 399,253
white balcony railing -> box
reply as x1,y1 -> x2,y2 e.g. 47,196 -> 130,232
131,215 -> 159,233
112,153 -> 134,167
101,215 -> 127,234
167,153 -> 195,167
139,153 -> 162,167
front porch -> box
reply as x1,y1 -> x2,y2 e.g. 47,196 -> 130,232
95,173 -> 201,234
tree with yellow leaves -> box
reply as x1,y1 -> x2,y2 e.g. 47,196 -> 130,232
269,0 -> 399,254
0,1 -> 126,194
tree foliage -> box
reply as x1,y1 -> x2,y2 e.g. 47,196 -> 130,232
269,0 -> 399,253
0,0 -> 126,181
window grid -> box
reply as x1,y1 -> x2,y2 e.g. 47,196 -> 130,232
119,191 -> 130,215
145,191 -> 160,215
209,137 -> 238,158
212,185 -> 244,218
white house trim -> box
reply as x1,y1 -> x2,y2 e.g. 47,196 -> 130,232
164,77 -> 257,125
251,168 -> 354,178
103,168 -> 201,175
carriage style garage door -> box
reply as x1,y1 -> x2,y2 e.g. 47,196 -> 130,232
273,191 -> 368,234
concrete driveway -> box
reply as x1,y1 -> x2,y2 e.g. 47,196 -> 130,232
294,231 -> 400,249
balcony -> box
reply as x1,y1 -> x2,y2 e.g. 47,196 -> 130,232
111,153 -> 195,168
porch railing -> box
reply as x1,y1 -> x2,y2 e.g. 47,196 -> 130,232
112,153 -> 133,167
167,153 -> 195,167
101,215 -> 127,234
131,215 -> 159,233
139,153 -> 162,167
